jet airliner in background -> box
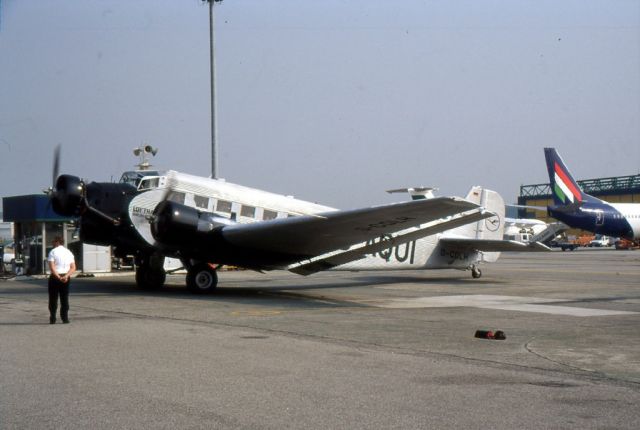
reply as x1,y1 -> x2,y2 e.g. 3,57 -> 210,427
544,148 -> 640,240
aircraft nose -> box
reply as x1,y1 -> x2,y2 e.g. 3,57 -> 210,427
51,174 -> 85,216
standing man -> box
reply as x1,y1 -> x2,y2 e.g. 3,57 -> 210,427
47,236 -> 76,324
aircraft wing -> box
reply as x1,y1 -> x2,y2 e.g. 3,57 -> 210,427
153,197 -> 490,270
288,208 -> 492,275
221,197 -> 483,264
438,238 -> 551,252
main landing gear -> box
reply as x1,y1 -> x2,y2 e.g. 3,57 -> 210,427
135,253 -> 166,290
471,265 -> 482,279
186,263 -> 218,294
134,254 -> 219,294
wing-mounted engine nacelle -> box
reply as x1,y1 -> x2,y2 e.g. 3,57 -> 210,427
151,200 -> 235,250
52,174 -> 86,216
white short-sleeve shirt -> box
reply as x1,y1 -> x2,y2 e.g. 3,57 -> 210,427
47,245 -> 75,274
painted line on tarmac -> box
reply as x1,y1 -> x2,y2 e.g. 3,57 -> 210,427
485,267 -> 640,276
367,295 -> 638,317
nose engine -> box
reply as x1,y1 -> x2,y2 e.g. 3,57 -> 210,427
50,174 -> 136,230
51,174 -> 86,216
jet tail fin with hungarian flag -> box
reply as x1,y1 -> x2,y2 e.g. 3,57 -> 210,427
543,148 -> 602,207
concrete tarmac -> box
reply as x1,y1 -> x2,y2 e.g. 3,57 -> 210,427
1,249 -> 639,429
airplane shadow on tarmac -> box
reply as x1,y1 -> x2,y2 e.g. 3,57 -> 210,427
0,272 -> 506,306
0,322 -> 55,326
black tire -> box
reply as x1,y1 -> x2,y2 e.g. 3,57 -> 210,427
471,266 -> 482,279
135,266 -> 166,290
186,264 -> 218,294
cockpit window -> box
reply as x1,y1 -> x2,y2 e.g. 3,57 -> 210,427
119,171 -> 160,188
138,177 -> 160,191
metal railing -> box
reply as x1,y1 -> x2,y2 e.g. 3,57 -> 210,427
520,174 -> 640,197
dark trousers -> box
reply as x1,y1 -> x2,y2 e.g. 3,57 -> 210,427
48,275 -> 70,321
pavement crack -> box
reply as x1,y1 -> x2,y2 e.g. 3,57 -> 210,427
524,337 -> 638,387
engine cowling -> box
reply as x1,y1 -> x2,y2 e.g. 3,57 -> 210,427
51,174 -> 85,216
151,200 -> 234,250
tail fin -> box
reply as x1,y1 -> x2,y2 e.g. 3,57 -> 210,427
450,186 -> 505,241
544,148 -> 599,205
447,186 -> 505,263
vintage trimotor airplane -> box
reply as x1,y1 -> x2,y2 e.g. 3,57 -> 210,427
49,150 -> 548,293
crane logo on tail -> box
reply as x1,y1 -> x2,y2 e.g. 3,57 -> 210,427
485,215 -> 501,232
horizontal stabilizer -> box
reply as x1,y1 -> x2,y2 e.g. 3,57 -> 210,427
439,238 -> 551,252
386,187 -> 438,200
507,204 -> 547,212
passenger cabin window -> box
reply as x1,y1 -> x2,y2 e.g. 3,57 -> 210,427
168,192 -> 185,205
263,209 -> 277,220
194,195 -> 209,210
216,200 -> 232,213
241,205 -> 256,218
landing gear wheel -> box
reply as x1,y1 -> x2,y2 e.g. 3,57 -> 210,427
186,263 -> 218,294
471,265 -> 482,279
135,266 -> 166,290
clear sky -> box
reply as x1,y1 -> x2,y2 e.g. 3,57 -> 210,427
1,0 -> 638,211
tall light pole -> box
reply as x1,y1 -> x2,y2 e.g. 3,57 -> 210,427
204,0 -> 223,179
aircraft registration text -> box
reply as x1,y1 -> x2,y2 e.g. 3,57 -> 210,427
367,236 -> 417,264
